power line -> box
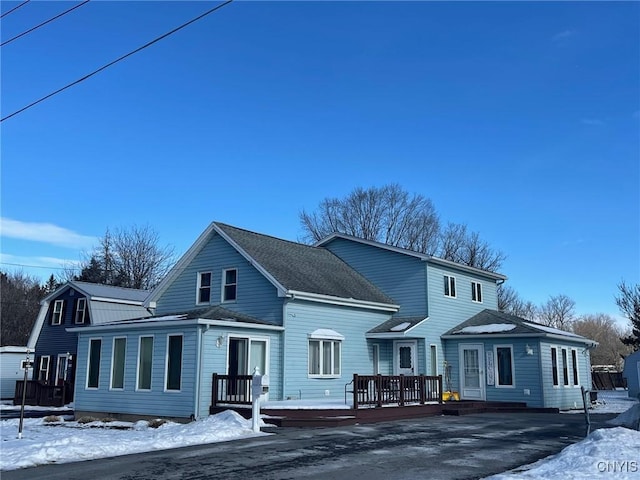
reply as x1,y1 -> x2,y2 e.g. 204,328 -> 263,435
1,262 -> 79,271
1,0 -> 234,123
0,0 -> 30,19
1,0 -> 90,47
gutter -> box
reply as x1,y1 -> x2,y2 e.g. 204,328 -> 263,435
287,290 -> 399,312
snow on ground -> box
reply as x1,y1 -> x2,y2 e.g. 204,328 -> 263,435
1,391 -> 638,475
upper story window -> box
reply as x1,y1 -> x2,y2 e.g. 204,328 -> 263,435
197,272 -> 211,304
51,300 -> 64,325
222,268 -> 237,302
471,282 -> 482,303
75,298 -> 87,324
444,275 -> 456,298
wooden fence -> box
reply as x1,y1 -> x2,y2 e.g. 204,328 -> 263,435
14,380 -> 72,407
346,374 -> 443,409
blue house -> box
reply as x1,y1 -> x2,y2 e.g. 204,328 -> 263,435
27,281 -> 150,399
71,222 -> 595,420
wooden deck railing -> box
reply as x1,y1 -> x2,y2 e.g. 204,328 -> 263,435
13,380 -> 72,407
211,374 -> 254,406
346,374 -> 443,409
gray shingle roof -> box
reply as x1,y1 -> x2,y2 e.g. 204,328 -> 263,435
215,223 -> 395,305
367,316 -> 427,334
70,281 -> 149,303
443,309 -> 593,343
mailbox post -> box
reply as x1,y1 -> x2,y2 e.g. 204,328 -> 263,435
251,367 -> 269,433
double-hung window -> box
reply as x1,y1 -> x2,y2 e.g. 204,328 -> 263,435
197,272 -> 211,304
551,347 -> 559,386
471,282 -> 482,303
75,298 -> 87,324
561,348 -> 569,386
52,300 -> 64,325
495,345 -> 514,387
222,268 -> 237,302
137,336 -> 154,390
444,275 -> 456,298
308,329 -> 343,378
38,356 -> 50,382
571,349 -> 579,386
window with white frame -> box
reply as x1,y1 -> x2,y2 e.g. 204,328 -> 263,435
222,268 -> 237,302
571,348 -> 579,386
561,348 -> 569,386
471,282 -> 482,303
110,337 -> 126,389
308,330 -> 343,378
444,275 -> 456,298
372,344 -> 380,375
551,347 -> 559,386
52,300 -> 64,325
75,298 -> 87,324
197,272 -> 211,304
38,356 -> 50,382
137,336 -> 154,390
495,345 -> 514,387
87,339 -> 102,389
165,334 -> 183,391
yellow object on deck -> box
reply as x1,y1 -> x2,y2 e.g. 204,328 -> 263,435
443,391 -> 460,401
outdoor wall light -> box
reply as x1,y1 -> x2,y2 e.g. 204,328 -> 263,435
216,335 -> 225,348
525,345 -> 534,356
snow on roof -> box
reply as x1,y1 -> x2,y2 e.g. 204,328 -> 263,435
455,323 -> 517,334
308,328 -> 344,340
390,321 -> 412,332
523,322 -> 581,337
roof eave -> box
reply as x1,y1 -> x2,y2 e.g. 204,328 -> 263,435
287,290 -> 399,312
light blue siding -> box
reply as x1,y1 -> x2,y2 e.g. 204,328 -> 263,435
540,341 -> 593,410
155,233 -> 284,324
197,326 -> 283,417
282,299 -> 392,401
323,238 -> 427,316
75,326 -> 198,419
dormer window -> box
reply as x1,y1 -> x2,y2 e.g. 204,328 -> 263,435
197,272 -> 211,304
52,300 -> 64,325
75,298 -> 87,324
222,268 -> 237,302
444,275 -> 456,298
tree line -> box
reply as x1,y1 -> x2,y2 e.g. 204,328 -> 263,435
2,185 -> 639,369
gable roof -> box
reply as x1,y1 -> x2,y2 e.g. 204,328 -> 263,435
441,309 -> 596,345
147,222 -> 398,310
315,233 -> 507,281
366,316 -> 429,338
27,281 -> 150,349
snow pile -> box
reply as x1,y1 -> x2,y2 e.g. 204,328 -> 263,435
608,404 -> 640,430
455,324 -> 517,334
0,410 -> 267,471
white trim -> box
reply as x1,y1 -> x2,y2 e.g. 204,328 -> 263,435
493,344 -> 515,388
69,318 -> 285,333
430,344 -> 438,376
308,338 -> 342,378
55,353 -> 69,386
471,281 -> 483,303
308,328 -> 344,341
288,290 -> 399,312
440,332 -> 596,345
164,333 -> 184,392
365,317 -> 429,339
444,275 -> 456,298
196,271 -> 212,305
561,347 -> 570,387
136,335 -> 154,391
38,355 -> 50,382
221,268 -> 238,303
372,344 -> 380,375
52,300 -> 64,325
86,338 -> 102,390
571,348 -> 580,388
75,298 -> 87,324
394,340 -> 417,375
109,337 -> 127,390
458,343 -> 486,400
551,346 -> 560,387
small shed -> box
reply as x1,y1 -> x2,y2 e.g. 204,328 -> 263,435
0,346 -> 30,400
623,350 -> 640,400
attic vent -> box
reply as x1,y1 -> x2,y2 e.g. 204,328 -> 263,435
69,289 -> 75,296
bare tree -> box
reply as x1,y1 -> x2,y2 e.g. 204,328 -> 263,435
497,284 -> 538,320
0,271 -> 45,346
75,225 -> 175,290
300,184 -> 505,272
616,280 -> 640,350
572,313 -> 633,368
538,294 -> 576,330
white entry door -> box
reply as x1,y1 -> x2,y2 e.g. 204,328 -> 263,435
394,341 -> 417,375
459,344 -> 485,400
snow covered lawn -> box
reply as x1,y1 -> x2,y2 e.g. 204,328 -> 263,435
1,390 -> 638,475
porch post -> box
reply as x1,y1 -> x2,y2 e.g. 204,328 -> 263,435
419,375 -> 426,404
438,374 -> 443,404
212,373 -> 218,407
353,374 -> 359,410
376,374 -> 382,407
399,374 -> 405,406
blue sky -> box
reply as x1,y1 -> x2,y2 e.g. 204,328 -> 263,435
1,1 -> 638,325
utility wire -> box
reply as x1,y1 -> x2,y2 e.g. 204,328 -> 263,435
1,0 -> 90,47
1,0 -> 234,123
0,0 -> 30,19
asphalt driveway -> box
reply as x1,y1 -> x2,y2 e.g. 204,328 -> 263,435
3,411 -> 618,480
